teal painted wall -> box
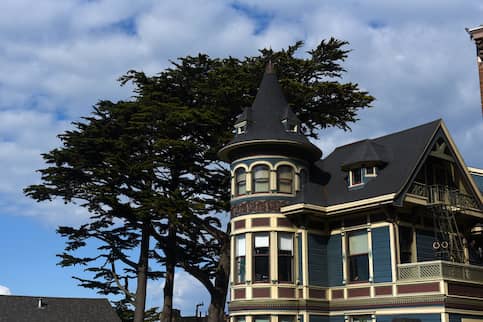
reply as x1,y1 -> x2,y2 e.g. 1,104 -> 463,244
416,229 -> 435,262
372,226 -> 392,282
377,313 -> 440,322
327,234 -> 343,286
308,233 -> 328,286
449,313 -> 483,322
329,317 -> 344,322
309,315 -> 329,322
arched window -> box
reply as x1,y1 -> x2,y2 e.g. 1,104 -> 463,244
252,165 -> 270,193
277,165 -> 294,193
235,168 -> 247,196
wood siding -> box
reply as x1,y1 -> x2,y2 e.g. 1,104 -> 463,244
372,226 -> 393,282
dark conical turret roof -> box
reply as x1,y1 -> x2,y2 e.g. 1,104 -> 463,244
218,63 -> 322,162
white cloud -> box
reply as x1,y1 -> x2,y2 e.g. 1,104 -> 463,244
0,285 -> 11,295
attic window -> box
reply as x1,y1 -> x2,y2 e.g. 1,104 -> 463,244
235,121 -> 247,135
237,125 -> 247,134
287,124 -> 298,133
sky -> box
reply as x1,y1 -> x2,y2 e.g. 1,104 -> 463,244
0,0 -> 482,316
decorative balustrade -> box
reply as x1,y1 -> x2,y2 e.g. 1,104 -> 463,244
408,182 -> 478,209
398,260 -> 483,283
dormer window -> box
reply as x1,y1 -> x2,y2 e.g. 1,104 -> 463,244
237,125 -> 246,134
281,118 -> 299,133
235,121 -> 247,135
287,124 -> 298,133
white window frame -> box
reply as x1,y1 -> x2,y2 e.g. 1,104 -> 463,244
349,168 -> 364,187
365,166 -> 377,177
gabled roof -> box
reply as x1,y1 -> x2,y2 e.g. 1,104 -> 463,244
297,119 -> 442,206
0,295 -> 120,322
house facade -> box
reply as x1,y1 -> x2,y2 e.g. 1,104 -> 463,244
219,65 -> 483,322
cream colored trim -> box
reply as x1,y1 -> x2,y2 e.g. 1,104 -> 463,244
281,193 -> 396,215
468,166 -> 483,175
367,227 -> 374,283
248,161 -> 274,171
330,222 -> 390,235
232,154 -> 309,164
231,163 -> 249,175
301,230 -> 309,296
389,223 -> 397,284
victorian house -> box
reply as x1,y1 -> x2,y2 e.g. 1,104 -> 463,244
218,65 -> 483,322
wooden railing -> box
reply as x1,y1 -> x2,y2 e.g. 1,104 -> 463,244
408,182 -> 478,209
398,260 -> 483,283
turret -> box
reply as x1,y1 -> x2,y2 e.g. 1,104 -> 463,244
219,63 -> 321,321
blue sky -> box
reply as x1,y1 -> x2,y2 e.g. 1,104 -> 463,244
0,0 -> 482,315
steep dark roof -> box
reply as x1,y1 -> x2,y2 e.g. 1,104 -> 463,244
229,67 -> 309,144
297,119 -> 441,206
219,65 -> 321,161
0,295 -> 120,322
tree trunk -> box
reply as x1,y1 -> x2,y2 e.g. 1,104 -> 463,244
133,221 -> 150,322
161,223 -> 177,322
207,231 -> 230,322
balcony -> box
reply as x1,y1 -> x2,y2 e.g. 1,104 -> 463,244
408,182 -> 479,209
398,260 -> 483,283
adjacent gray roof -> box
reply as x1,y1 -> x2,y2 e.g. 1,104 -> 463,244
297,119 -> 441,206
0,295 -> 120,322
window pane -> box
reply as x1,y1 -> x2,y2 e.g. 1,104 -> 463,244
235,169 -> 246,195
255,181 -> 269,192
278,166 -> 293,193
254,166 -> 269,178
279,234 -> 293,253
349,232 -> 368,255
278,256 -> 292,282
279,316 -> 295,322
235,317 -> 246,322
236,235 -> 246,256
349,254 -> 369,281
254,256 -> 269,281
351,169 -> 362,185
254,317 -> 270,322
366,167 -> 375,175
236,256 -> 246,283
253,165 -> 270,193
255,234 -> 269,248
352,316 -> 371,322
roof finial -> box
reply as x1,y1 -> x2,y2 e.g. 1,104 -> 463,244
265,59 -> 274,74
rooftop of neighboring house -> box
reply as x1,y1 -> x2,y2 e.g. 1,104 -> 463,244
0,295 -> 120,322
